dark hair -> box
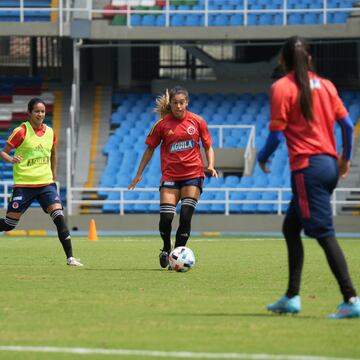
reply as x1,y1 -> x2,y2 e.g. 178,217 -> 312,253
281,36 -> 314,121
154,86 -> 189,117
27,97 -> 46,113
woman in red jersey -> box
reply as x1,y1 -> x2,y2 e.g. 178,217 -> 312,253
0,98 -> 82,267
258,36 -> 359,319
129,86 -> 217,268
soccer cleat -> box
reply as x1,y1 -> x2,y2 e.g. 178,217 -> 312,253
266,295 -> 301,314
159,250 -> 170,268
328,297 -> 360,319
67,257 -> 83,267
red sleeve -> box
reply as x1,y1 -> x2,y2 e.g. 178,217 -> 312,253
198,117 -> 212,148
269,80 -> 289,131
6,125 -> 26,148
145,119 -> 162,149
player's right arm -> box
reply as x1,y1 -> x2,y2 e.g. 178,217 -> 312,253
128,146 -> 155,190
0,126 -> 25,164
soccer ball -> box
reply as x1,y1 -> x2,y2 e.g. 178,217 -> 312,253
169,246 -> 195,272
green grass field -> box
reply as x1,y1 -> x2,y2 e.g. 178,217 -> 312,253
0,235 -> 359,360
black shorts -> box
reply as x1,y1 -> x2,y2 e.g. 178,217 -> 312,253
8,183 -> 62,214
160,177 -> 204,193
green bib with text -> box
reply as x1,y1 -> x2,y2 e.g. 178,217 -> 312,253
13,122 -> 54,185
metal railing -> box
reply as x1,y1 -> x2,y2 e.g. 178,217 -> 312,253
66,186 -> 360,216
1,0 -> 359,36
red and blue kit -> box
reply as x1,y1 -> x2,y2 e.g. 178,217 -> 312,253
146,111 -> 212,181
269,71 -> 348,171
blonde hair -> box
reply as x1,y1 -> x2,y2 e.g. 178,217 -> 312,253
154,89 -> 171,118
153,86 -> 189,118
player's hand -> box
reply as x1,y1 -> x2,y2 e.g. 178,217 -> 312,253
207,166 -> 218,178
12,155 -> 22,164
259,161 -> 271,173
338,158 -> 350,179
128,174 -> 142,190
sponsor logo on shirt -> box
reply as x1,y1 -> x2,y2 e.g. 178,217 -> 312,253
167,129 -> 175,136
27,156 -> 50,166
170,140 -> 195,153
13,196 -> 22,201
187,125 -> 196,135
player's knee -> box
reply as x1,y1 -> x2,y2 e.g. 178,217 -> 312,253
0,216 -> 19,231
282,217 -> 301,239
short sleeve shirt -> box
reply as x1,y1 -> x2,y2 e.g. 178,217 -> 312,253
146,111 -> 212,181
269,71 -> 348,171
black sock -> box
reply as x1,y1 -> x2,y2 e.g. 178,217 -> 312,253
175,198 -> 197,248
283,215 -> 303,298
317,236 -> 357,302
51,209 -> 73,259
159,204 -> 175,253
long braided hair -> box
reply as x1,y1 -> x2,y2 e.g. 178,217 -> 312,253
281,36 -> 315,121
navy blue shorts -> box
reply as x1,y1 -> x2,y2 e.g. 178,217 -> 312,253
160,177 -> 204,193
8,183 -> 62,214
286,155 -> 338,238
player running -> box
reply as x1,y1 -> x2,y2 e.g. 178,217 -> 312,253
0,97 -> 82,267
258,36 -> 359,319
128,86 -> 217,268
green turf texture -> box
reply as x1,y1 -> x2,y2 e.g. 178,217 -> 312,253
0,236 -> 359,360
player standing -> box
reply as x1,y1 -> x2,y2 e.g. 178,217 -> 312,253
0,98 -> 82,267
128,86 -> 217,268
258,36 -> 359,319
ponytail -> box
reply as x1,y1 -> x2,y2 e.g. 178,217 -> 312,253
154,89 -> 171,118
281,36 -> 314,121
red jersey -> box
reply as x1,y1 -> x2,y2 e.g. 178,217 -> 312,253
269,71 -> 348,171
145,111 -> 212,181
7,123 -> 57,149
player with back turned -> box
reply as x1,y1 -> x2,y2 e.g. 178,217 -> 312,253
258,36 -> 359,319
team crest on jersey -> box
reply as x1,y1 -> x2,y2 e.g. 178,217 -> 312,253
12,202 -> 19,209
187,125 -> 196,135
170,140 -> 195,153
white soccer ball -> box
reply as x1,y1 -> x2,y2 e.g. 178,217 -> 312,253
169,246 -> 195,272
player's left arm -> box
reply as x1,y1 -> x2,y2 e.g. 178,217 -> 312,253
257,131 -> 283,173
337,115 -> 354,178
50,145 -> 57,181
199,117 -> 217,177
203,146 -> 217,178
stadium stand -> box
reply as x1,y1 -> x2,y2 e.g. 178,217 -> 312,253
99,90 -> 360,214
104,0 -> 359,26
0,0 -> 51,22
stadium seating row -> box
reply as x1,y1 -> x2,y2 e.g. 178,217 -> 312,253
0,0 -> 51,22
107,0 -> 358,26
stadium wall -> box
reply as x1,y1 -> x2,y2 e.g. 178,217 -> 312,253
0,210 -> 358,234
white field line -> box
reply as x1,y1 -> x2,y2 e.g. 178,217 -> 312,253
0,346 -> 358,360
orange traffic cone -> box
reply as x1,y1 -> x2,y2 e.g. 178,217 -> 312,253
88,218 -> 98,241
